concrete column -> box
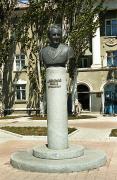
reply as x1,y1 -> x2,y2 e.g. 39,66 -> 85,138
46,67 -> 68,150
91,15 -> 101,68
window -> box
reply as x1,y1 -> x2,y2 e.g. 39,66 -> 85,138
16,84 -> 26,100
105,19 -> 117,36
79,58 -> 90,68
15,54 -> 25,71
107,51 -> 117,67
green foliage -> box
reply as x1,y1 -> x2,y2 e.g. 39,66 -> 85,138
69,0 -> 104,60
14,0 -> 104,61
0,0 -> 17,64
0,0 -> 104,110
0,0 -> 105,67
14,0 -> 104,81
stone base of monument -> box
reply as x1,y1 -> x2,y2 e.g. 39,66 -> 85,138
10,145 -> 106,173
10,67 -> 106,173
33,145 -> 84,159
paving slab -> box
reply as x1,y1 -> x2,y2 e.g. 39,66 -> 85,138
69,128 -> 112,141
0,114 -> 117,179
0,140 -> 117,180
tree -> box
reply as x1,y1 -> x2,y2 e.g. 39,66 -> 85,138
16,0 -> 104,114
0,0 -> 17,114
0,0 -> 17,64
0,0 -> 104,115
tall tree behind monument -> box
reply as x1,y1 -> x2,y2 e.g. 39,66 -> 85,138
0,0 -> 104,114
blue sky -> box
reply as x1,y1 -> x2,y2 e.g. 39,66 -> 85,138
19,0 -> 28,3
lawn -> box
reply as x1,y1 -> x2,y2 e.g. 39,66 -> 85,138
0,126 -> 77,136
31,114 -> 96,120
110,129 -> 117,137
0,116 -> 21,120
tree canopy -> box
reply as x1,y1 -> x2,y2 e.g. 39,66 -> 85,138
0,0 -> 104,111
0,0 -> 104,65
0,0 -> 17,65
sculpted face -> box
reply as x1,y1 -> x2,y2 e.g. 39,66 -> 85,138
49,27 -> 62,46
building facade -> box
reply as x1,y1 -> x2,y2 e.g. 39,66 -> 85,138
77,0 -> 117,114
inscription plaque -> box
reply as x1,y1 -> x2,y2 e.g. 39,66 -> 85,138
47,79 -> 62,88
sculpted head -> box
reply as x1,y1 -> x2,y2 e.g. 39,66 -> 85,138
48,24 -> 62,46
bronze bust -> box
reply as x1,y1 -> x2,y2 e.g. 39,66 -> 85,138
40,24 -> 74,68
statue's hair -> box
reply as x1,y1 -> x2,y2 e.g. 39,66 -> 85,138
48,24 -> 62,37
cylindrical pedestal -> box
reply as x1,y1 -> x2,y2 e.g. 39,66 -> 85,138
46,67 -> 68,150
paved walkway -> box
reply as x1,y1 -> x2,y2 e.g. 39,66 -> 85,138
0,114 -> 117,179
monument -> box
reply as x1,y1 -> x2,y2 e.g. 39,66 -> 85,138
10,25 -> 106,173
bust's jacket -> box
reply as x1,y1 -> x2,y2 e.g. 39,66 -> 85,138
40,43 -> 74,68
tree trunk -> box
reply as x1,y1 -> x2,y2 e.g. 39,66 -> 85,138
71,69 -> 78,115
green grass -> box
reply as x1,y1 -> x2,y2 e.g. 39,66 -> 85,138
0,116 -> 21,120
31,115 -> 96,120
110,129 -> 117,137
0,126 -> 77,136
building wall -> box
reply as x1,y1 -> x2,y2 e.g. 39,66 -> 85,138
77,70 -> 111,112
91,93 -> 102,112
77,1 -> 117,113
77,70 -> 108,91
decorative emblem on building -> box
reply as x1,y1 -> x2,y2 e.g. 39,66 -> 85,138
104,38 -> 117,47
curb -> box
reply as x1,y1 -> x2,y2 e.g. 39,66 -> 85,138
0,129 -> 47,141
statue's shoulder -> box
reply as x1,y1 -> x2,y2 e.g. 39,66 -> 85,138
41,46 -> 49,52
40,46 -> 50,59
60,44 -> 74,59
60,44 -> 70,53
60,43 -> 68,49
